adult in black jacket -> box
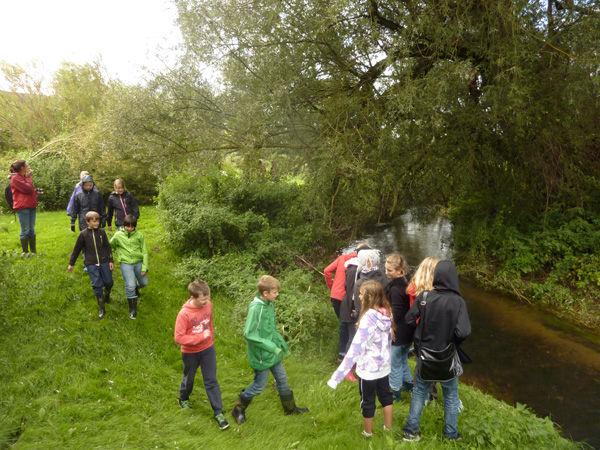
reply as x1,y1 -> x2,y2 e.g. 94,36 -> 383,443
70,175 -> 106,231
402,260 -> 471,442
384,253 -> 415,400
106,178 -> 139,230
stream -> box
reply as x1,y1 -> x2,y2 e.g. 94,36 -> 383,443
349,213 -> 600,448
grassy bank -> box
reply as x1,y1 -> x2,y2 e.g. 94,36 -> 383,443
0,209 -> 579,448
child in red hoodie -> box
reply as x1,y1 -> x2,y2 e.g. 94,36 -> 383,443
174,280 -> 229,430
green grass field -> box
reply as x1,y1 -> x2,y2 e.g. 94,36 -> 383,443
0,209 -> 578,449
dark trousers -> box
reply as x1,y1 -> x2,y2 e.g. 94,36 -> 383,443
358,375 -> 393,418
86,263 -> 113,298
330,298 -> 341,319
179,346 -> 223,415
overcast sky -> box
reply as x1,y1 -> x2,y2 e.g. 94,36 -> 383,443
0,0 -> 182,90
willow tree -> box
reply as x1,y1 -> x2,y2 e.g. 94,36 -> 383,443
172,0 -> 599,234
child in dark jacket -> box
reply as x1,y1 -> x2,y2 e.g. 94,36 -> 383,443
385,253 -> 414,400
70,175 -> 106,232
174,280 -> 229,430
67,211 -> 113,319
231,275 -> 308,424
107,178 -> 139,231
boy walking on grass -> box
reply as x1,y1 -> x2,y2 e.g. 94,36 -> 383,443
67,211 -> 113,319
231,275 -> 309,424
174,280 -> 229,430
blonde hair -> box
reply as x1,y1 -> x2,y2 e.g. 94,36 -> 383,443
188,279 -> 210,298
385,253 -> 408,277
257,275 -> 280,295
411,257 -> 439,296
357,280 -> 391,325
85,211 -> 100,222
113,178 -> 125,189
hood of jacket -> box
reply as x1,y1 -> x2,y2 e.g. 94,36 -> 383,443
371,308 -> 392,332
433,260 -> 461,295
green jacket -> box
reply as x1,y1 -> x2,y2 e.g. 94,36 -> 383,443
244,296 -> 289,370
109,229 -> 148,272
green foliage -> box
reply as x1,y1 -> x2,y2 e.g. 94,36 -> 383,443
28,155 -> 79,211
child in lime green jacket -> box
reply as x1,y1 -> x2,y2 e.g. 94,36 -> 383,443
109,214 -> 148,319
231,275 -> 309,424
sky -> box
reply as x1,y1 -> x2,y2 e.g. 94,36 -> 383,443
0,0 -> 183,90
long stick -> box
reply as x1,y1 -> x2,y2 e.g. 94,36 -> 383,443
295,255 -> 324,276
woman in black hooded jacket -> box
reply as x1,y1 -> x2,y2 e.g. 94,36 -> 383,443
402,260 -> 471,442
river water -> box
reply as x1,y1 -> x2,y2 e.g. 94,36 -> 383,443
349,213 -> 600,448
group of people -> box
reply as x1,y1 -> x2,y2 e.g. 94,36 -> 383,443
324,245 -> 471,441
6,160 -> 147,320
7,159 -> 471,441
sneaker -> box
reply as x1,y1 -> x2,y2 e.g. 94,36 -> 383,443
178,399 -> 191,409
446,433 -> 462,441
361,430 -> 373,438
383,425 -> 392,432
345,371 -> 357,382
214,413 -> 230,430
403,431 -> 421,442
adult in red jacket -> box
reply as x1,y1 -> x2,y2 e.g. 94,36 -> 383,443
9,160 -> 38,255
324,247 -> 360,360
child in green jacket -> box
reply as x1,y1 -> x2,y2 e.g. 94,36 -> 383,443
109,214 -> 148,319
231,275 -> 309,424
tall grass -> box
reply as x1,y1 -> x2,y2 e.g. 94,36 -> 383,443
0,209 -> 578,448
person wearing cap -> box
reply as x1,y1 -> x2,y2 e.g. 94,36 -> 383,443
70,174 -> 106,232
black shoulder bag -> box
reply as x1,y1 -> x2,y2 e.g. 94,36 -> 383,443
415,293 -> 463,382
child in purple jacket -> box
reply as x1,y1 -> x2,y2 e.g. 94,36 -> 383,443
327,280 -> 394,438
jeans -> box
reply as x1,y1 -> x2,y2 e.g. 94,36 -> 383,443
404,375 -> 460,439
120,262 -> 148,299
389,344 -> 413,391
86,263 -> 114,298
179,346 -> 223,415
330,299 -> 341,319
241,361 -> 291,400
16,208 -> 36,239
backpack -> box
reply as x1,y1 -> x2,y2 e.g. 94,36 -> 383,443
4,184 -> 13,210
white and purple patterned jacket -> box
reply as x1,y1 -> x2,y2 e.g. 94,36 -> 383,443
328,308 -> 392,388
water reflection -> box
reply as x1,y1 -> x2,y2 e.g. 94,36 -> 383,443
346,213 -> 600,448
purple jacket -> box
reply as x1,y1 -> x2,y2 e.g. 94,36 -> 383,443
328,308 -> 392,387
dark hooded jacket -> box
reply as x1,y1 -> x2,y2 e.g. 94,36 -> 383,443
385,276 -> 415,346
71,185 -> 106,230
340,262 -> 358,323
107,191 -> 139,227
406,260 -> 471,351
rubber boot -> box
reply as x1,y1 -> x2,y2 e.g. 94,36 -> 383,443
20,238 -> 29,256
279,391 -> 309,415
28,236 -> 36,255
97,296 -> 106,319
103,288 -> 111,304
232,394 -> 252,424
128,297 -> 138,320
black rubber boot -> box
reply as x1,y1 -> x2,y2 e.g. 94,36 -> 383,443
280,391 -> 309,415
97,297 -> 106,319
103,288 -> 111,304
20,238 -> 29,255
28,236 -> 36,254
232,394 -> 252,424
128,297 -> 138,320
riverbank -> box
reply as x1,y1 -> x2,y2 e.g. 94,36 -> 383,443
0,208 -> 579,448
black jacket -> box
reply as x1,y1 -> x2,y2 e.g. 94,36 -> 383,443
385,276 -> 415,346
69,228 -> 113,267
406,260 -> 471,351
107,191 -> 139,227
353,269 -> 388,317
71,187 -> 106,230
340,263 -> 358,323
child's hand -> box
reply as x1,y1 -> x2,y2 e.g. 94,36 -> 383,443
67,265 -> 74,272
203,330 -> 211,339
109,262 -> 114,271
141,271 -> 146,276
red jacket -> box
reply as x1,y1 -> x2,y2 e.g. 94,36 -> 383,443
324,252 -> 357,301
174,300 -> 215,353
10,174 -> 37,210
